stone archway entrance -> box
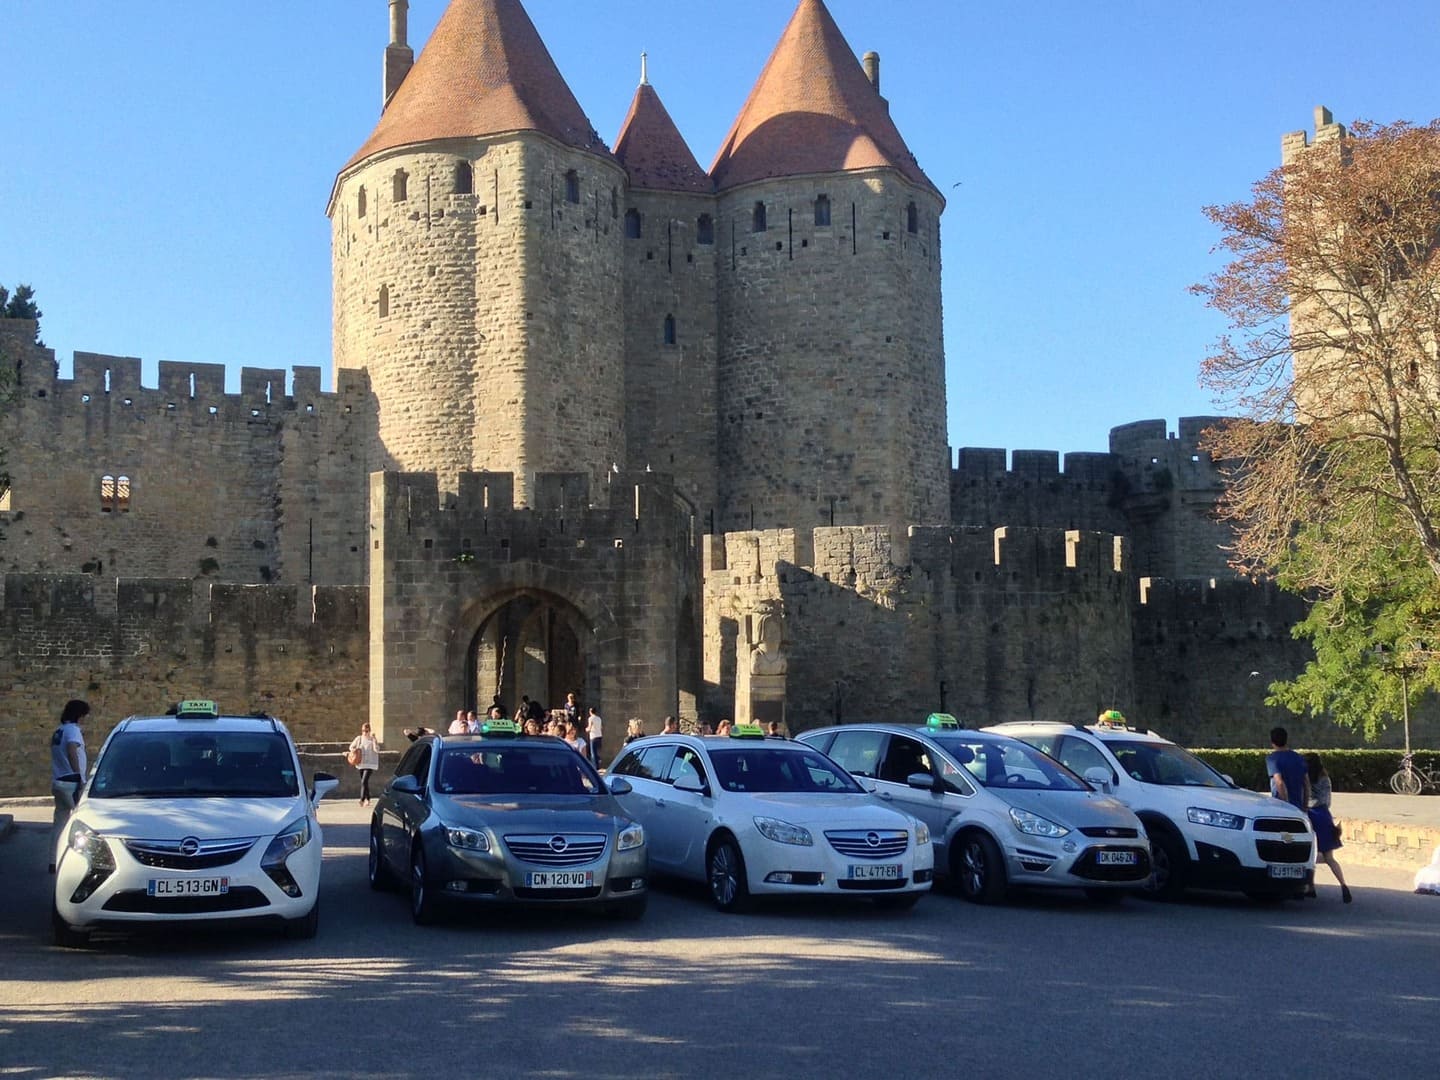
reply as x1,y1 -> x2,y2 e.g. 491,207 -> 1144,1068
465,591 -> 595,717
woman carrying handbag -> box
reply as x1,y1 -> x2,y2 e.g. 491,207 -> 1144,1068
348,722 -> 380,806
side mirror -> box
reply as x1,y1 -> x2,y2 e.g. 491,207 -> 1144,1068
856,776 -> 878,794
673,773 -> 708,795
311,772 -> 340,803
907,771 -> 940,792
1083,767 -> 1114,795
607,776 -> 634,796
390,774 -> 422,796
1221,774 -> 1236,787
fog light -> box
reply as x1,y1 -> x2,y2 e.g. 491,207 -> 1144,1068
1062,840 -> 1077,853
766,871 -> 794,884
448,880 -> 469,893
630,878 -> 646,891
264,866 -> 303,898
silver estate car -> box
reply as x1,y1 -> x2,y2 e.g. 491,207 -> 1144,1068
799,720 -> 1152,903
369,723 -> 648,923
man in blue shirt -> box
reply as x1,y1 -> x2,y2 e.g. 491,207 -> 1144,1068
1266,726 -> 1310,809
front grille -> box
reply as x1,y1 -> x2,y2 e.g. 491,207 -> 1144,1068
1070,847 -> 1152,881
102,886 -> 270,914
1078,826 -> 1140,839
1256,840 -> 1312,864
124,837 -> 258,871
824,830 -> 909,860
513,886 -> 603,900
837,877 -> 908,891
503,834 -> 607,867
1253,818 -> 1308,834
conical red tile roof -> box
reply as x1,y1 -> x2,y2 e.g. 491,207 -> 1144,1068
614,84 -> 712,194
345,0 -> 608,170
710,0 -> 937,195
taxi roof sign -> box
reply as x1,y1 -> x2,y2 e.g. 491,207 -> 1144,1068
926,713 -> 960,730
479,718 -> 518,738
729,723 -> 766,740
173,699 -> 219,718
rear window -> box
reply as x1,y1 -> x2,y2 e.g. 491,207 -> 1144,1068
91,731 -> 299,799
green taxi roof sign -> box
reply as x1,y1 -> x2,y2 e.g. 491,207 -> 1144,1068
729,723 -> 766,740
926,713 -> 960,730
480,718 -> 519,738
174,699 -> 219,718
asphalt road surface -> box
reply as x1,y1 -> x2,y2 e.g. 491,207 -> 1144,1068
1,802 -> 1435,1080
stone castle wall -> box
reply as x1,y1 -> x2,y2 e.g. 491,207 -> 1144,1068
715,171 -> 948,534
0,321 -> 372,588
0,574 -> 368,796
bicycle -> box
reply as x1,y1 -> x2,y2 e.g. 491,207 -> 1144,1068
1389,753 -> 1440,795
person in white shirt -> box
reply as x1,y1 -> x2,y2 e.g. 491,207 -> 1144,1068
586,706 -> 605,768
449,709 -> 469,735
49,699 -> 90,873
348,722 -> 381,806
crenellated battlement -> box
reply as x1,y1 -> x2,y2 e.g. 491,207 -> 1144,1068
1136,575 -> 1306,622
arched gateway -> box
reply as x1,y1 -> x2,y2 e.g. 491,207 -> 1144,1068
369,470 -> 700,745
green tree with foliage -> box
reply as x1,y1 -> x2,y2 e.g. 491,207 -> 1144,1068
1194,117 -> 1440,736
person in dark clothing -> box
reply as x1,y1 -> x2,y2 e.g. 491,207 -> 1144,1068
1265,726 -> 1309,810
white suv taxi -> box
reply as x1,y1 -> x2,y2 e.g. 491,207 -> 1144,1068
988,715 -> 1315,901
52,700 -> 339,946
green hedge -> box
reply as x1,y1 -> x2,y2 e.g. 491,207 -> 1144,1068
1191,749 -> 1440,794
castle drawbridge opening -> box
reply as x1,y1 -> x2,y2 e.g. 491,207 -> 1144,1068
465,593 -> 593,718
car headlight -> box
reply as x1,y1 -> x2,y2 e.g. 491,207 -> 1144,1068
1187,807 -> 1244,830
915,821 -> 931,846
445,827 -> 490,852
1008,807 -> 1069,838
261,815 -> 312,868
617,823 -> 645,851
754,817 -> 813,846
68,820 -> 115,869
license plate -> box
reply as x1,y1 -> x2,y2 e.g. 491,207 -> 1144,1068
1267,864 -> 1306,879
147,877 -> 229,897
525,871 -> 594,889
1096,850 -> 1139,866
848,864 -> 902,880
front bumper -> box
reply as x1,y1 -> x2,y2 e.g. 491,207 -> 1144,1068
1188,840 -> 1314,895
1003,838 -> 1152,889
744,834 -> 934,897
422,834 -> 648,906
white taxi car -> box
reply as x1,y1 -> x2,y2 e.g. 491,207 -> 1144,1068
989,715 -> 1315,900
608,726 -> 933,912
52,701 -> 338,946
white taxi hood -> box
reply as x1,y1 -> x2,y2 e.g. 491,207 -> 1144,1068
75,797 -> 305,839
738,792 -> 916,830
1183,785 -> 1311,823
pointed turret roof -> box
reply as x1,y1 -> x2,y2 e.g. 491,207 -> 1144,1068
709,0 -> 937,196
614,83 -> 712,194
345,0 -> 608,170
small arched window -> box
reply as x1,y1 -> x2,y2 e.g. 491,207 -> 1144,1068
116,475 -> 131,512
564,170 -> 580,204
906,201 -> 918,235
357,186 -> 368,218
393,169 -> 409,203
814,194 -> 831,227
697,214 -> 714,245
752,201 -> 767,233
100,475 -> 116,512
663,314 -> 677,346
454,161 -> 474,195
378,285 -> 390,319
624,208 -> 642,239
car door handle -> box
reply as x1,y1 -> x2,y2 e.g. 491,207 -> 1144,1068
655,798 -> 667,808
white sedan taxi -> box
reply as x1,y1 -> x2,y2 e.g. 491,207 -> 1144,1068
608,726 -> 933,911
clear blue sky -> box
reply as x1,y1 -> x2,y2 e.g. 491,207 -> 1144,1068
1,0 -> 1435,457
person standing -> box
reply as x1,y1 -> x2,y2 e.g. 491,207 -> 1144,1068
449,709 -> 469,735
661,716 -> 679,736
1305,753 -> 1353,903
49,699 -> 90,873
586,706 -> 605,768
563,692 -> 579,727
624,718 -> 646,745
349,722 -> 381,806
1265,726 -> 1309,810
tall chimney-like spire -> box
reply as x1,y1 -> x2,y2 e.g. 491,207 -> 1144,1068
862,50 -> 880,93
384,0 -> 414,111
640,51 -> 649,86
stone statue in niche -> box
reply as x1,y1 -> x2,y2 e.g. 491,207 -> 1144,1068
749,608 -> 788,676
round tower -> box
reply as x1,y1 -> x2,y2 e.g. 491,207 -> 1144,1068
329,0 -> 628,501
710,0 -> 948,533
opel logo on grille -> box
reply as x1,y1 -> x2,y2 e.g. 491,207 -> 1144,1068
866,832 -> 881,848
1105,829 -> 1119,837
549,835 -> 569,853
179,837 -> 201,857
1282,833 -> 1293,844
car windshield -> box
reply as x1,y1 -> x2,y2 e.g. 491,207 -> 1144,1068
932,735 -> 1088,792
90,731 -> 299,798
435,746 -> 602,796
1108,740 -> 1230,788
708,746 -> 864,794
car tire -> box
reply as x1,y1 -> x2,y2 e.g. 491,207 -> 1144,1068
368,823 -> 395,892
707,836 -> 752,913
955,831 -> 1007,905
283,900 -> 320,940
410,844 -> 437,926
51,901 -> 89,950
611,894 -> 648,921
874,893 -> 921,912
1140,826 -> 1188,902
